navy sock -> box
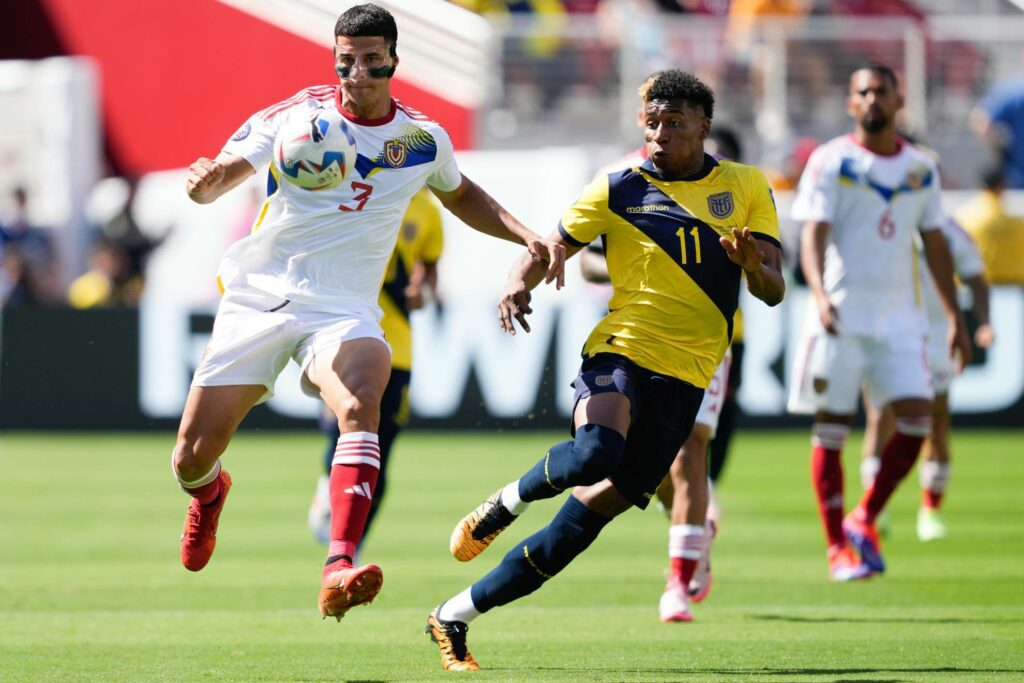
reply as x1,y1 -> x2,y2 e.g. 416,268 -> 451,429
470,496 -> 612,613
517,424 -> 626,502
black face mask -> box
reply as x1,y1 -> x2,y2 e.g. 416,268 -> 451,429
335,63 -> 396,79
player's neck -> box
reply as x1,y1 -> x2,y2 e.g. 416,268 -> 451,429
853,128 -> 900,156
655,153 -> 707,180
339,92 -> 393,121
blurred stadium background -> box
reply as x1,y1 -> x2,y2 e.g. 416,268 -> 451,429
0,0 -> 1022,431
3,2 -> 1024,681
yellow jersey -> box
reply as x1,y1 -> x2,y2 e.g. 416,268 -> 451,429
559,155 -> 779,387
956,190 -> 1024,286
379,189 -> 444,370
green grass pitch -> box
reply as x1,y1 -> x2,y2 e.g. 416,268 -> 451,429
1,429 -> 1022,681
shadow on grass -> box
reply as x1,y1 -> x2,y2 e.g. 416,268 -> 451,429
515,666 -> 1024,679
751,613 -> 1023,625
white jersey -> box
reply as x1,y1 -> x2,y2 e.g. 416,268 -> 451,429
921,216 -> 984,326
218,86 -> 462,312
791,134 -> 944,336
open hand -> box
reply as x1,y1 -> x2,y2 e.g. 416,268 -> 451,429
498,280 -> 533,335
526,238 -> 566,290
719,227 -> 765,274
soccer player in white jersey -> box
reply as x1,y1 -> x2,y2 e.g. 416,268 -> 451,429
174,3 -> 565,622
860,215 -> 992,541
788,63 -> 971,581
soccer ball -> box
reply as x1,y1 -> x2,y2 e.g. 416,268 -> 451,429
273,108 -> 357,191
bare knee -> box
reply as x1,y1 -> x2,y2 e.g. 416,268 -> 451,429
173,428 -> 231,481
333,386 -> 383,432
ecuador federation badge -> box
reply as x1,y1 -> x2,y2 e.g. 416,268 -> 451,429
707,191 -> 734,219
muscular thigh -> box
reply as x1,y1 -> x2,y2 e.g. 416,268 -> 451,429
307,337 -> 392,425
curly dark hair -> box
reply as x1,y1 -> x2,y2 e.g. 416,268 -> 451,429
335,4 -> 398,56
642,69 -> 715,120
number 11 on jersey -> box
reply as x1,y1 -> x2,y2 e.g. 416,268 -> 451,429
677,226 -> 702,265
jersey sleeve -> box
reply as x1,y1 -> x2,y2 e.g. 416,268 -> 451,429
919,160 -> 945,232
745,167 -> 781,248
558,175 -> 611,247
425,126 -> 463,193
221,113 -> 278,171
790,145 -> 838,224
944,217 -> 985,278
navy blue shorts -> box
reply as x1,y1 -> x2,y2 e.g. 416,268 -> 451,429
571,353 -> 704,509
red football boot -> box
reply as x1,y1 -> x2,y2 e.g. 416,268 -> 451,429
318,562 -> 384,621
180,470 -> 232,572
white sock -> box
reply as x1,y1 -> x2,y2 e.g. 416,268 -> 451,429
438,587 -> 481,624
500,480 -> 529,515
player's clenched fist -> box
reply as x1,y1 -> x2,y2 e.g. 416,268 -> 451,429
186,157 -> 226,202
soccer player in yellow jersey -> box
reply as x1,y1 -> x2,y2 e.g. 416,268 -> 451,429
425,70 -> 785,671
309,188 -> 443,547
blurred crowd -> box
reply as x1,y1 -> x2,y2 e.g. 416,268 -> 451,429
1,178 -> 162,309
3,0 -> 1023,309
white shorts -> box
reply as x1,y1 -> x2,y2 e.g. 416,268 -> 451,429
926,321 -> 955,395
192,283 -> 389,404
787,331 -> 932,415
694,351 -> 731,437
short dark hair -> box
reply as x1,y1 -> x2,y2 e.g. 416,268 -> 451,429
854,61 -> 898,89
643,70 -> 715,120
335,4 -> 398,56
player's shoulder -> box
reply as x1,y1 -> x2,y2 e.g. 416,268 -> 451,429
899,138 -> 940,169
811,134 -> 857,161
257,85 -> 337,122
394,99 -> 446,134
393,99 -> 453,146
715,159 -> 768,184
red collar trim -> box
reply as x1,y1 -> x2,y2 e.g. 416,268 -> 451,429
335,89 -> 397,126
847,133 -> 903,158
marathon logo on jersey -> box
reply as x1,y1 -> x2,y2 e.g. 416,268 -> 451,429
707,191 -> 734,219
230,122 -> 251,142
626,204 -> 672,213
384,140 -> 408,168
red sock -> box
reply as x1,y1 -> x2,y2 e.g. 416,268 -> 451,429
922,489 -> 943,510
810,424 -> 848,548
670,557 -> 699,585
859,418 -> 929,523
327,432 -> 380,568
181,462 -> 222,504
668,524 -> 703,584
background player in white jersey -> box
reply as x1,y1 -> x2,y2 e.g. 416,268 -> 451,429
174,3 -> 565,623
860,216 -> 992,541
788,63 -> 971,581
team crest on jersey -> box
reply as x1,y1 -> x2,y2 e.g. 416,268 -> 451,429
402,221 -> 417,241
231,122 -> 251,141
905,167 -> 927,190
707,191 -> 734,219
384,140 -> 408,168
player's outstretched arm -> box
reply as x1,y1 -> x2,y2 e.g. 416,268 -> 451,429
922,229 -> 973,370
720,227 -> 785,307
186,153 -> 256,205
431,176 -> 566,289
498,230 -> 582,335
